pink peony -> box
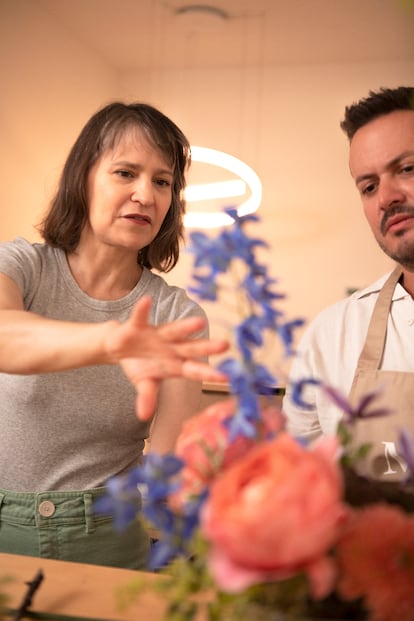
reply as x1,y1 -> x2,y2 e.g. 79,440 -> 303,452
201,432 -> 346,597
337,504 -> 414,621
172,398 -> 284,505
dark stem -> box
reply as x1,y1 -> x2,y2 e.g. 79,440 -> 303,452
12,569 -> 44,621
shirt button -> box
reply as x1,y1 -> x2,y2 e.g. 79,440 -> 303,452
38,500 -> 56,517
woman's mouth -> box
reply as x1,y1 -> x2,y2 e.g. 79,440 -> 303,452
123,213 -> 152,225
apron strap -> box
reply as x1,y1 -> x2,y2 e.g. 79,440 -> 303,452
356,266 -> 402,370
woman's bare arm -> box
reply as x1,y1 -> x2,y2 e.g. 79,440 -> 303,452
0,273 -> 228,418
148,377 -> 203,454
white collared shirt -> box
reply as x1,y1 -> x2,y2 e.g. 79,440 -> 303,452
283,271 -> 414,440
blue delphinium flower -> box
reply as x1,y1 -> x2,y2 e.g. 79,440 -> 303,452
136,454 -> 207,570
188,273 -> 218,301
94,454 -> 183,529
94,467 -> 144,532
321,384 -> 392,423
289,377 -> 321,411
278,318 -> 306,357
149,491 -> 207,570
138,453 -> 183,499
187,231 -> 231,275
95,451 -> 205,569
289,378 -> 392,423
219,358 -> 272,396
188,208 -> 303,442
235,315 -> 266,359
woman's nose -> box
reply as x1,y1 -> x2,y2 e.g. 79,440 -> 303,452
130,177 -> 154,205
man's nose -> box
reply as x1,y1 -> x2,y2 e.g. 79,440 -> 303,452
378,178 -> 406,210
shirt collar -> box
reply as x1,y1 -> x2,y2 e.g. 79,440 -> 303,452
354,269 -> 408,302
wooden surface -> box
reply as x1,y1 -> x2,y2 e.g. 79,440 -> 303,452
200,382 -> 284,410
0,553 -> 167,620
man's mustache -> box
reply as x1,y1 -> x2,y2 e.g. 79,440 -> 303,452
380,205 -> 414,235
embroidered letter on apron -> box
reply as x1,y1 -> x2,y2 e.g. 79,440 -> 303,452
348,266 -> 414,481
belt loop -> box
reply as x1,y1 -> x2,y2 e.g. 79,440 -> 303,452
83,493 -> 95,534
0,493 -> 5,522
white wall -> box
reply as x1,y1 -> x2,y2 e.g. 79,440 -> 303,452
0,0 -> 120,242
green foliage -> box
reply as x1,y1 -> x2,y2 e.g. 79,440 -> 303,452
337,421 -> 372,468
115,574 -> 148,612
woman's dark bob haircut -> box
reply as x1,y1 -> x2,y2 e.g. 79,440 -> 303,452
38,102 -> 191,272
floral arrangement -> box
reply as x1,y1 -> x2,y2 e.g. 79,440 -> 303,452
97,209 -> 414,621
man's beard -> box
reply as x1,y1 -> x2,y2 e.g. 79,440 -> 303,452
378,238 -> 414,269
378,205 -> 414,270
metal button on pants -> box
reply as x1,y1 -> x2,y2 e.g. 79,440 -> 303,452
38,500 -> 56,517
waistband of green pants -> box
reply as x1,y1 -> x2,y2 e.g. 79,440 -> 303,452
0,487 -> 111,533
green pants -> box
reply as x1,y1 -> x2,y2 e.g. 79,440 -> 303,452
0,488 -> 150,569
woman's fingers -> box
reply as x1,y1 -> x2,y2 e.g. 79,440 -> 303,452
172,338 -> 229,359
125,296 -> 229,359
134,365 -> 228,422
130,296 -> 210,341
180,360 -> 228,382
128,296 -> 207,339
125,357 -> 229,421
135,360 -> 226,421
117,296 -> 231,421
127,296 -> 153,328
156,315 -> 208,341
123,356 -> 228,386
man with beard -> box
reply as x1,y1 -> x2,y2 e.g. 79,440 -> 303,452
283,86 -> 414,481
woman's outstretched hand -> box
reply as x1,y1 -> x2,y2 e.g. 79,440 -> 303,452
105,296 -> 229,420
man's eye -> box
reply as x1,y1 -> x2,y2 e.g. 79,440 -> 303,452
362,182 -> 376,195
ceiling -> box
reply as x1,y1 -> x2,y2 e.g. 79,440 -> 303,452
38,0 -> 414,72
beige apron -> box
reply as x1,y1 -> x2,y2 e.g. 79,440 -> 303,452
348,266 -> 414,481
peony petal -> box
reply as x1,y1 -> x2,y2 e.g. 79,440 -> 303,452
306,555 -> 338,600
208,546 -> 269,593
311,435 -> 342,469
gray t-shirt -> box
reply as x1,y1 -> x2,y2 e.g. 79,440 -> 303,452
0,238 -> 207,492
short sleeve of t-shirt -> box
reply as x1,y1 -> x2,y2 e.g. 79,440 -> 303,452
0,237 -> 45,307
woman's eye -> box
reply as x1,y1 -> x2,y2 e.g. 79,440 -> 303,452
116,170 -> 133,178
401,164 -> 414,174
155,178 -> 171,187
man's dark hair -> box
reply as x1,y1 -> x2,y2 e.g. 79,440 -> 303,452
340,86 -> 414,141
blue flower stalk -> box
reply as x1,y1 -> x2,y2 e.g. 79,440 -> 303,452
95,207 -> 305,569
188,208 -> 304,439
